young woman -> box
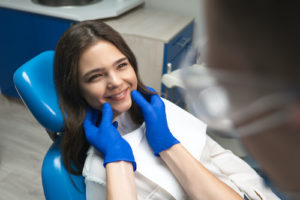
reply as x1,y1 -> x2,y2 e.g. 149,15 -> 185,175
54,20 -> 279,200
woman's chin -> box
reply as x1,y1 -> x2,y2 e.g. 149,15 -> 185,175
111,103 -> 132,117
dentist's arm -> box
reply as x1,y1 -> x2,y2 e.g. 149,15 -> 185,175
131,90 -> 243,200
84,103 -> 137,200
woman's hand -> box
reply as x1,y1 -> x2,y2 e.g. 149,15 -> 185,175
131,89 -> 180,156
83,103 -> 136,170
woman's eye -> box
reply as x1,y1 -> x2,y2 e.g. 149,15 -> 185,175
88,74 -> 103,82
117,62 -> 128,70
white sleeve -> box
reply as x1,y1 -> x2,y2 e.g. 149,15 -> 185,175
85,179 -> 106,200
205,136 -> 280,200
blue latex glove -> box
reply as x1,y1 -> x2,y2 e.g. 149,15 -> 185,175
131,89 -> 180,156
83,103 -> 136,170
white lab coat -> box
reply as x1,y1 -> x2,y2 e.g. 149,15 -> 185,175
83,98 -> 280,200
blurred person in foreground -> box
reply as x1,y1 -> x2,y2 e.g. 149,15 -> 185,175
182,0 -> 300,199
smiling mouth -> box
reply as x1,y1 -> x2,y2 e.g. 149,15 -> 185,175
107,89 -> 128,101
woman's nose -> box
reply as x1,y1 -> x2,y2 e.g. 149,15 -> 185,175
107,71 -> 122,89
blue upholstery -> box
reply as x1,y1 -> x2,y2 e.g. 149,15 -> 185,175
13,51 -> 64,133
13,50 -> 86,200
42,136 -> 86,200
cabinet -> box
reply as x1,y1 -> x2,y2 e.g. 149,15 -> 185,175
0,7 -> 194,105
0,7 -> 74,97
162,22 -> 194,106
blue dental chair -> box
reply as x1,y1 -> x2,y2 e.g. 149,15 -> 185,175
13,51 -> 86,200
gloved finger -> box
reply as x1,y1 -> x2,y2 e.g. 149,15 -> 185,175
90,107 -> 100,125
131,90 -> 152,115
145,86 -> 163,106
83,108 -> 96,128
150,93 -> 163,106
146,86 -> 156,93
100,103 -> 113,126
112,121 -> 118,128
83,109 -> 98,142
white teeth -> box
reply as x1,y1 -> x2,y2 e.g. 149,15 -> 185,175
114,92 -> 123,97
111,90 -> 125,98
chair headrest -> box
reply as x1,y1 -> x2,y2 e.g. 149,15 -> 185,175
13,51 -> 64,133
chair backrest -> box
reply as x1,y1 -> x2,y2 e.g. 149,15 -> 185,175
13,51 -> 64,133
13,50 -> 86,200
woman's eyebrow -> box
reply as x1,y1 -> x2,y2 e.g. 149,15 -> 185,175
113,57 -> 127,66
83,68 -> 105,79
82,57 -> 128,79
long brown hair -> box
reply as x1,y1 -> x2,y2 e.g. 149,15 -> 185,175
54,20 -> 152,175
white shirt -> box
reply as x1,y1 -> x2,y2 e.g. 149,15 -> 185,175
83,99 -> 280,200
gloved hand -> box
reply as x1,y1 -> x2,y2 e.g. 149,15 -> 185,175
83,103 -> 136,170
131,89 -> 180,156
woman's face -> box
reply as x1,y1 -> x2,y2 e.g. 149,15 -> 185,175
78,40 -> 137,116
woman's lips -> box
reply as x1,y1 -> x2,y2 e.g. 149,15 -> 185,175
107,89 -> 128,101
